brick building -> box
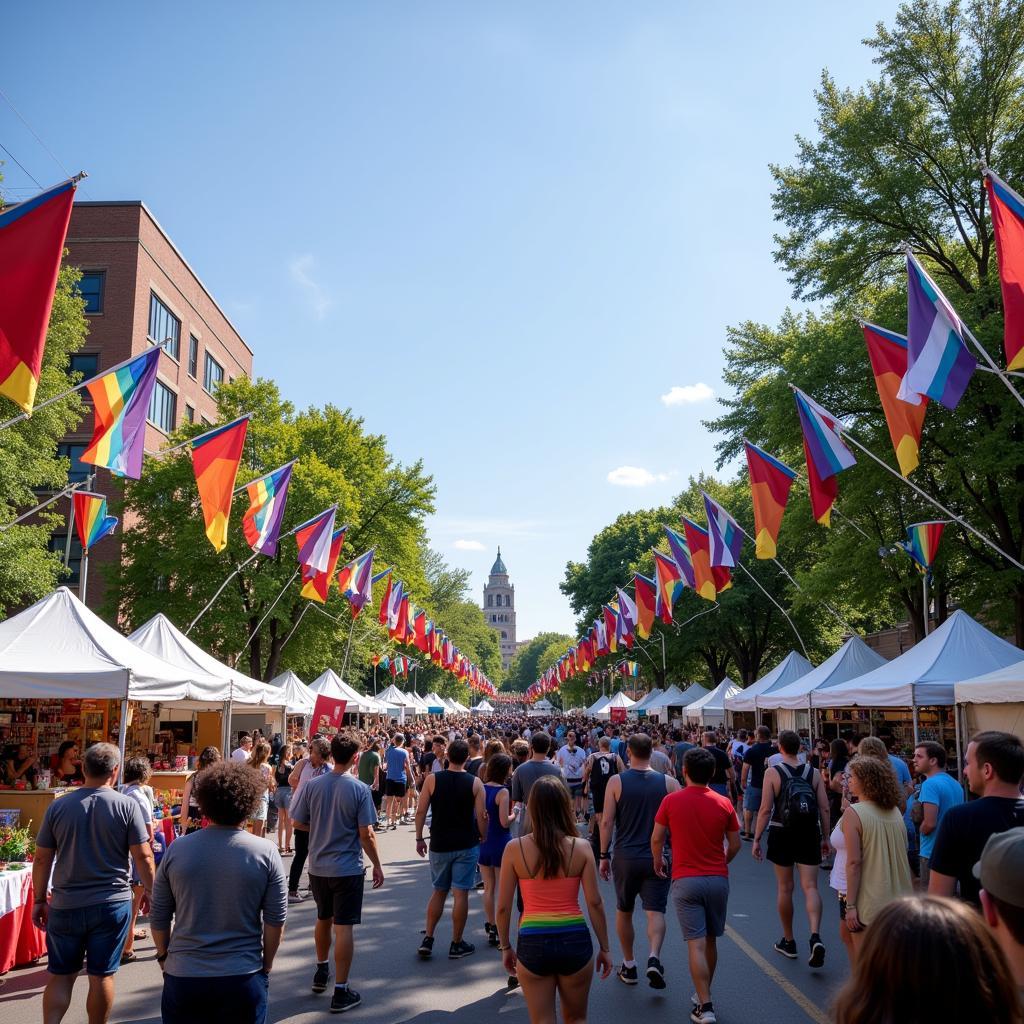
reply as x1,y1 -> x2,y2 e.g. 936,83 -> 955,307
54,201 -> 254,611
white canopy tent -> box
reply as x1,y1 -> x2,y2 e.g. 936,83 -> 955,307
725,651 -> 814,715
685,678 -> 741,725
586,694 -> 610,716
449,699 -> 470,713
309,669 -> 349,701
632,688 -> 663,711
267,670 -> 316,716
471,699 -> 494,713
404,691 -> 431,713
644,683 -> 708,716
533,698 -> 554,711
595,691 -> 636,720
424,692 -> 448,714
955,660 -> 1024,736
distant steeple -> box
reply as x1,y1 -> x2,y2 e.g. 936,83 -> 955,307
490,546 -> 507,576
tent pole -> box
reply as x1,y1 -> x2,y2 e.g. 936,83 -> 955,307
922,576 -> 929,637
954,703 -> 965,791
222,699 -> 233,754
118,674 -> 130,767
912,703 -> 920,745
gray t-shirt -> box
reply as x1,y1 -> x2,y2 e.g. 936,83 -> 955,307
150,827 -> 287,977
510,759 -> 563,836
289,770 -> 376,877
36,785 -> 149,910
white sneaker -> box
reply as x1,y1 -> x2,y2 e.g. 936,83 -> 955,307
691,1007 -> 717,1024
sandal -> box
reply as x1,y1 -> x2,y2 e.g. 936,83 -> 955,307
133,929 -> 148,940
120,951 -> 137,965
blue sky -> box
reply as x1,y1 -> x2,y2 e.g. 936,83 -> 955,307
4,2 -> 900,640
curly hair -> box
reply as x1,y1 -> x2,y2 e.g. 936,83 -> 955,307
849,755 -> 901,810
194,761 -> 265,826
856,736 -> 888,761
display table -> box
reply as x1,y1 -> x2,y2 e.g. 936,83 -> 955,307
0,866 -> 45,974
0,788 -> 74,837
149,771 -> 191,793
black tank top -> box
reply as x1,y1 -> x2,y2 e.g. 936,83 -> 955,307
430,770 -> 478,853
614,768 -> 668,858
589,753 -> 619,804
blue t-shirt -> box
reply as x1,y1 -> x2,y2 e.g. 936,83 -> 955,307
918,771 -> 965,859
385,745 -> 409,783
888,753 -> 912,789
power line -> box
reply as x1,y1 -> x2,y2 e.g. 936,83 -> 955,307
0,86 -> 74,180
0,139 -> 42,189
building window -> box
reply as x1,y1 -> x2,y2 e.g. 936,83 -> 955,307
203,352 -> 224,394
148,292 -> 181,360
188,335 -> 199,378
486,595 -> 493,607
184,403 -> 195,423
69,352 -> 99,380
48,534 -> 82,585
57,442 -> 90,483
76,271 -> 105,314
501,631 -> 507,640
505,594 -> 511,607
148,380 -> 177,433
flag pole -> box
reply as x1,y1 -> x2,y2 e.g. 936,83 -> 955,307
278,602 -> 312,653
922,575 -> 930,638
144,413 -> 252,459
340,614 -> 357,680
231,459 -> 297,497
736,563 -> 809,658
234,567 -> 300,665
0,337 -> 175,433
79,544 -> 89,603
0,479 -> 87,533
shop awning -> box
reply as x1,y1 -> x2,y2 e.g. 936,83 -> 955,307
725,651 -> 814,713
955,659 -> 1024,705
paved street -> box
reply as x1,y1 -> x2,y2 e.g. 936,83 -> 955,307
1,824 -> 847,1024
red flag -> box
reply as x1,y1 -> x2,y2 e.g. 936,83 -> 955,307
378,573 -> 392,625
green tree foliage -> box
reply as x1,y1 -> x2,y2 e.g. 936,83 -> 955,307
503,631 -> 574,693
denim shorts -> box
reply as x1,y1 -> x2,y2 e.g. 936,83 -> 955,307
517,928 -> 593,976
162,970 -> 269,1024
742,785 -> 762,813
273,786 -> 292,811
46,899 -> 132,976
429,847 -> 478,891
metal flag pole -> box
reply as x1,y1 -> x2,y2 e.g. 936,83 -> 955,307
922,575 -> 930,637
0,478 -> 88,534
736,563 -> 809,658
79,544 -> 89,602
340,614 -> 357,680
145,412 -> 251,459
234,567 -> 300,664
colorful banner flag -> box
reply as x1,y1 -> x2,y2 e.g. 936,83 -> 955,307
191,416 -> 249,552
602,604 -> 619,654
0,179 -> 78,413
633,573 -> 657,639
618,660 -> 640,678
378,571 -> 393,626
338,548 -> 375,617
81,346 -> 161,479
861,323 -> 928,477
242,461 -> 295,556
794,389 -> 856,527
703,492 -> 744,568
652,549 -> 683,621
663,526 -> 696,589
72,491 -> 118,552
310,695 -> 347,738
899,252 -> 977,409
682,517 -> 726,601
898,520 -> 946,579
743,441 -> 796,559
300,527 -> 346,603
986,168 -> 1024,371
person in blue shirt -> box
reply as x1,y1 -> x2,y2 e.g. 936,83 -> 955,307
912,740 -> 964,886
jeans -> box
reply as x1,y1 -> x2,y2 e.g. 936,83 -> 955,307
289,829 -> 310,892
162,971 -> 269,1024
46,899 -> 132,976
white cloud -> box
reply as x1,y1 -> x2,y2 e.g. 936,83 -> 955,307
453,539 -> 486,551
660,382 -> 714,407
288,254 -> 333,320
606,465 -> 672,488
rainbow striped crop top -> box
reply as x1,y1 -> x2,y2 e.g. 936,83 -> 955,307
518,875 -> 587,935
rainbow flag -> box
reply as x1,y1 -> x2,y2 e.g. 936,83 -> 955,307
861,323 -> 927,477
794,389 -> 856,527
703,492 -> 744,567
899,252 -> 976,409
633,573 -> 657,639
743,441 -> 796,559
663,525 -> 696,589
652,549 -> 683,621
242,461 -> 295,556
898,521 -> 946,579
191,416 -> 249,552
81,347 -> 161,479
339,548 -> 376,617
377,570 -> 393,625
616,587 -> 638,643
682,517 -> 722,602
603,604 -> 619,654
618,661 -> 640,678
300,527 -> 346,602
0,179 -> 78,413
295,506 -> 338,578
72,491 -> 118,551
985,168 -> 1024,372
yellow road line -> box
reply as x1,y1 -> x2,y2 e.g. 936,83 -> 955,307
723,925 -> 831,1024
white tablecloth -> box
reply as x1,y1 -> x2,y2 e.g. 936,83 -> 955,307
0,867 -> 31,918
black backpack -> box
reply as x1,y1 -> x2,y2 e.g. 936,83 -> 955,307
777,763 -> 817,826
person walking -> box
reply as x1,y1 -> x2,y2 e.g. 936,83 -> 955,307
383,733 -> 413,829
497,776 -> 613,1024
287,736 -> 332,903
555,731 -> 587,821
582,737 -> 625,861
289,732 -> 384,1013
479,752 -> 514,950
599,732 -> 680,989
700,731 -> 734,798
652,746 -> 741,1024
118,756 -> 156,966
415,738 -> 487,960
248,739 -> 275,838
151,761 -> 287,1024
273,743 -> 295,854
911,740 -> 963,887
231,733 -> 253,762
511,732 -> 564,837
740,726 -> 775,840
32,743 -> 155,1024
752,729 -> 830,968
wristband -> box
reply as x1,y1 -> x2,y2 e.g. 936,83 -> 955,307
599,852 -> 610,860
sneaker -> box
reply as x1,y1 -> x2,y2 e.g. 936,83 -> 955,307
809,934 -> 826,968
741,831 -> 753,842
372,823 -> 384,833
486,924 -> 501,947
330,988 -> 362,1013
617,963 -> 639,985
417,935 -> 434,959
449,940 -> 476,959
774,937 -> 798,959
312,963 -> 330,993
691,1005 -> 717,1024
288,891 -> 304,904
646,956 -> 666,989
507,974 -> 520,991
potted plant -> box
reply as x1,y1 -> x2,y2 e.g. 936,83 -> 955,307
0,823 -> 35,868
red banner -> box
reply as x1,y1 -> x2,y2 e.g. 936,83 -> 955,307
310,696 -> 347,738
610,707 -> 627,724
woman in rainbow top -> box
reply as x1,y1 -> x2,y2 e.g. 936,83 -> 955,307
497,776 -> 612,1022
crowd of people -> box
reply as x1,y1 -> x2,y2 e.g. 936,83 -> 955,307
25,710 -> 1024,1024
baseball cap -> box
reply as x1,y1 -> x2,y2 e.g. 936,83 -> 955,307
973,827 -> 1024,907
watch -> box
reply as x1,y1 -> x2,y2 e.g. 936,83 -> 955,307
599,852 -> 610,860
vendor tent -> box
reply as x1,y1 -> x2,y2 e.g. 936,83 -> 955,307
533,698 -> 554,711
471,699 -> 494,713
759,636 -> 886,711
725,652 -> 814,714
633,688 -> 663,711
377,683 -> 417,708
685,678 -> 741,724
811,611 -> 1022,708
268,670 -> 316,715
449,699 -> 470,713
955,660 -> 1024,735
309,669 -> 348,700
424,692 -> 448,713
404,691 -> 430,713
596,691 -> 636,719
644,683 -> 706,714
586,695 -> 610,716
676,682 -> 711,706
0,588 -> 224,702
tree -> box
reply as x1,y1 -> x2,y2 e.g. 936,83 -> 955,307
503,631 -> 575,693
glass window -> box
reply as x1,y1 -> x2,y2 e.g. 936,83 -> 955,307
203,352 -> 223,394
76,272 -> 104,314
184,403 -> 195,423
486,595 -> 493,607
69,352 -> 99,380
188,335 -> 199,378
57,442 -> 90,483
48,533 -> 82,585
147,379 -> 177,433
148,292 -> 181,360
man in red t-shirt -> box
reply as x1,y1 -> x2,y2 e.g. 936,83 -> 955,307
652,746 -> 740,1024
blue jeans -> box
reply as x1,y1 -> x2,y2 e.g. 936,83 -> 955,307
162,971 -> 269,1024
429,847 -> 478,891
46,899 -> 131,976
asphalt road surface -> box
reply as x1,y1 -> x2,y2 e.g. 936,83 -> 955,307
0,824 -> 848,1023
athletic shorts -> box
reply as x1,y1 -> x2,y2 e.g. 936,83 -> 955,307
612,855 -> 669,914
671,876 -> 729,940
429,847 -> 478,892
384,779 -> 407,798
309,872 -> 365,925
45,900 -> 132,976
567,781 -> 583,797
766,824 -> 821,867
742,785 -> 762,813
